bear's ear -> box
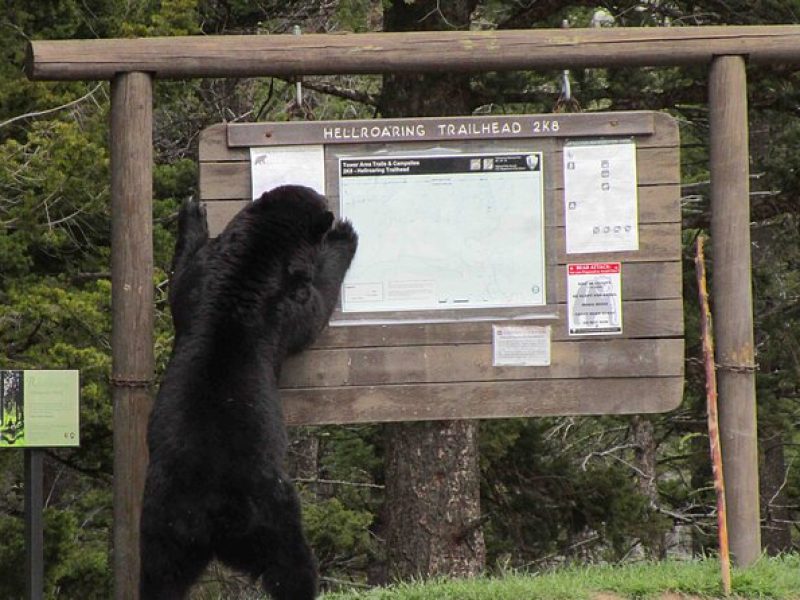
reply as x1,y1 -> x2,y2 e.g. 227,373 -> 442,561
311,211 -> 334,241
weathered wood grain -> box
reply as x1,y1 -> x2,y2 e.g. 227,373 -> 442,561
228,113 -> 655,146
110,71 -> 153,600
709,55 -> 760,567
27,26 -> 800,81
199,123 -> 248,162
202,114 -> 677,165
281,338 -> 683,388
281,376 -> 685,425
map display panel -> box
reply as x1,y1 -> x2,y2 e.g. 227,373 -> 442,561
338,152 -> 545,314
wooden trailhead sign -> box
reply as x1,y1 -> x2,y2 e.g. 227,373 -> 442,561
198,111 -> 683,425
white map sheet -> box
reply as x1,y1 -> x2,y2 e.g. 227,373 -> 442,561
338,152 -> 546,313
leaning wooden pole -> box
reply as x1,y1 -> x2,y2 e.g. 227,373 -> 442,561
110,72 -> 154,600
708,55 -> 761,566
695,236 -> 732,596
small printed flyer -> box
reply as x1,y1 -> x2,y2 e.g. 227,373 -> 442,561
250,145 -> 325,199
567,263 -> 622,336
492,325 -> 551,367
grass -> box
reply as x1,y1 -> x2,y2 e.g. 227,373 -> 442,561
321,555 -> 800,599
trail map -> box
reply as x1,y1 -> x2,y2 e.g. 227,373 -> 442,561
338,152 -> 545,314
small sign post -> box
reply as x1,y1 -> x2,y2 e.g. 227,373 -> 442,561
25,448 -> 43,600
1,370 -> 80,600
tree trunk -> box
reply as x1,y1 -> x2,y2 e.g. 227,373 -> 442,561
631,415 -> 666,558
384,421 -> 485,579
378,0 -> 485,582
286,427 -> 320,493
760,427 -> 792,555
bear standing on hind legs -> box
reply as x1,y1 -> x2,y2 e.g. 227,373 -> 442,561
139,185 -> 358,600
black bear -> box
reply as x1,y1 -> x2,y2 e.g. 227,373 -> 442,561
139,185 -> 358,600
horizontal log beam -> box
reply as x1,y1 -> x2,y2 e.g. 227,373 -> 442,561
26,25 -> 800,81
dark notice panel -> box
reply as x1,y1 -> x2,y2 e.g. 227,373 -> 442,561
198,112 -> 683,425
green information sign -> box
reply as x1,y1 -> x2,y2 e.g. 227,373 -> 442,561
0,370 -> 79,448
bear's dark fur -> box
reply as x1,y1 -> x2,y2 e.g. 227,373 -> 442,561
139,185 -> 358,600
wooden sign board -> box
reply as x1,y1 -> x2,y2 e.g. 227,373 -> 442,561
198,111 -> 683,425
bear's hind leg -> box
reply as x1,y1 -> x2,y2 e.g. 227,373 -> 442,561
215,490 -> 318,600
258,529 -> 318,600
217,524 -> 317,600
139,492 -> 213,600
139,533 -> 212,600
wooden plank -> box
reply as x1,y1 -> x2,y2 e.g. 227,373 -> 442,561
281,338 -> 683,388
316,298 -> 684,349
228,113 -> 654,146
553,222 -> 681,263
200,162 -> 249,199
110,72 -> 154,600
549,184 -> 680,225
199,146 -> 680,200
281,376 -> 685,425
203,200 -> 246,237
199,123 -> 248,162
648,112 -> 679,148
27,26 -> 800,81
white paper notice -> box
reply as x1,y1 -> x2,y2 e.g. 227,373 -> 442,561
564,141 -> 638,254
339,152 -> 546,313
492,325 -> 551,367
567,263 -> 622,336
250,145 -> 325,199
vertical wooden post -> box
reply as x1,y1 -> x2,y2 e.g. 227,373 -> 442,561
110,71 -> 154,599
708,55 -> 761,567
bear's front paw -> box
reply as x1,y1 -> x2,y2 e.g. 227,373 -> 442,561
326,219 -> 358,246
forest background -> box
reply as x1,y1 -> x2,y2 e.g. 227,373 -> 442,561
0,1 -> 798,598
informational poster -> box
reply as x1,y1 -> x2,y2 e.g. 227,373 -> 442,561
564,140 -> 639,254
567,263 -> 623,336
492,325 -> 551,367
0,370 -> 80,448
338,152 -> 546,314
250,145 -> 325,199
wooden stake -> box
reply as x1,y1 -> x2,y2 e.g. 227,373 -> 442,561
695,235 -> 732,596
